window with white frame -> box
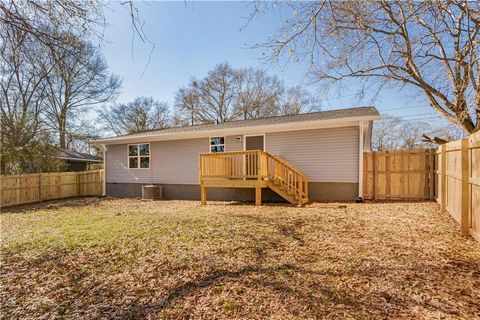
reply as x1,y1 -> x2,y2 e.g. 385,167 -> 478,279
128,143 -> 150,168
210,137 -> 225,152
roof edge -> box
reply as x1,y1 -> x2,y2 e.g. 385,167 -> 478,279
92,113 -> 380,145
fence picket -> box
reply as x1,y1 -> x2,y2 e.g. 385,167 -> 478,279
1,170 -> 104,208
363,149 -> 435,200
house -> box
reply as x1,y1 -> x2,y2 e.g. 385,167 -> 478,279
58,149 -> 103,172
93,106 -> 380,204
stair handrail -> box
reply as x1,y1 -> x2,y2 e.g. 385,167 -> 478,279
263,152 -> 308,177
262,151 -> 309,203
199,150 -> 309,204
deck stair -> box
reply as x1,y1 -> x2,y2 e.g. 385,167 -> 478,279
199,150 -> 309,206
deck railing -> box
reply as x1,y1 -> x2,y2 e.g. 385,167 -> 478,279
199,150 -> 264,179
264,153 -> 309,202
199,150 -> 308,203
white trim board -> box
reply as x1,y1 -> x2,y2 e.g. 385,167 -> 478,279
358,121 -> 365,198
127,143 -> 151,169
208,135 -> 226,153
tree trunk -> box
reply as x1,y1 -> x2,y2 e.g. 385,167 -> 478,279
59,116 -> 66,149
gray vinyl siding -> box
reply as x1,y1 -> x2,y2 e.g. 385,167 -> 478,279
105,144 -> 152,183
151,138 -> 209,184
106,126 -> 360,185
266,126 -> 359,183
106,138 -> 208,185
226,135 -> 243,152
107,136 -> 241,185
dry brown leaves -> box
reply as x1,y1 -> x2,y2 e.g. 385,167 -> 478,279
1,198 -> 479,319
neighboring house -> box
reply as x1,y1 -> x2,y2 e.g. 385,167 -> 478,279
58,149 -> 103,172
93,106 -> 380,202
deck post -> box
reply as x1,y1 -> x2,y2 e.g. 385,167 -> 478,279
255,186 -> 262,206
201,186 -> 207,205
298,175 -> 303,203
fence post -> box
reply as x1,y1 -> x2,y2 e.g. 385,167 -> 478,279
373,152 -> 377,200
441,144 -> 447,211
460,138 -> 470,236
76,172 -> 80,197
15,176 -> 21,205
429,149 -> 435,200
38,173 -> 43,203
101,169 -> 105,196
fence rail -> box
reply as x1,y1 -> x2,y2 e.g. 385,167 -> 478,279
363,149 -> 435,200
436,131 -> 480,242
1,170 -> 104,208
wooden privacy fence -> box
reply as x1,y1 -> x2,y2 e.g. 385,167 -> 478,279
436,131 -> 480,242
363,149 -> 435,200
1,170 -> 104,208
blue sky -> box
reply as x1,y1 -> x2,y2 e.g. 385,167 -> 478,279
99,1 -> 446,123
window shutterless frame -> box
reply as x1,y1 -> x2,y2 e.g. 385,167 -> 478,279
127,143 -> 150,169
209,136 -> 225,153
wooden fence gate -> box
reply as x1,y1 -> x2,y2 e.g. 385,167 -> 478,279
363,149 -> 435,200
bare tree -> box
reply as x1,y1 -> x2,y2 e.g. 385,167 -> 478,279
0,0 -> 105,50
0,0 -> 148,172
174,86 -> 201,126
398,121 -> 432,149
279,85 -> 319,115
98,97 -> 170,136
198,63 -> 238,123
42,39 -> 121,148
372,115 -> 402,151
174,64 -> 320,125
257,1 -> 480,133
233,68 -> 283,119
174,63 -> 238,124
0,23 -> 64,173
372,116 -> 463,150
0,1 -> 150,57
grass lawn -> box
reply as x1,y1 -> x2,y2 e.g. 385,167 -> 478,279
1,198 -> 479,319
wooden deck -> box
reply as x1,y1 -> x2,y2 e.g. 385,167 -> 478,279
199,150 -> 309,206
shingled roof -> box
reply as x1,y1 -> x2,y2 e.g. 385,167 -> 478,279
108,106 -> 379,140
58,149 -> 103,162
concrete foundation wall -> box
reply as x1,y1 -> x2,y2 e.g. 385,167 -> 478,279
106,182 -> 358,202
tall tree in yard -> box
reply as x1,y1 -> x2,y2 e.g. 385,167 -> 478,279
98,97 -> 170,135
174,86 -> 200,126
234,68 -> 283,119
372,116 -> 402,151
0,26 -> 65,173
42,39 -> 121,148
257,0 -> 480,133
398,121 -> 432,149
174,64 -> 319,125
279,85 -> 319,115
190,63 -> 238,124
